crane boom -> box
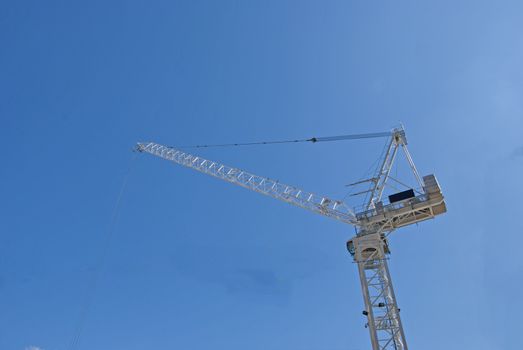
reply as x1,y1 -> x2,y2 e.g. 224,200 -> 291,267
137,142 -> 358,225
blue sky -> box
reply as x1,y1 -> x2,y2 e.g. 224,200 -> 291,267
1,1 -> 523,349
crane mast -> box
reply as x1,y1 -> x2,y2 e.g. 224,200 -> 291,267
137,127 -> 446,350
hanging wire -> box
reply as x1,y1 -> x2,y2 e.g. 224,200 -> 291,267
66,152 -> 137,350
173,131 -> 392,149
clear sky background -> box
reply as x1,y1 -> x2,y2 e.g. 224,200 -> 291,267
2,1 -> 523,349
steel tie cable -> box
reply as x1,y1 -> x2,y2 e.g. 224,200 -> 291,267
173,131 -> 391,149
66,152 -> 137,350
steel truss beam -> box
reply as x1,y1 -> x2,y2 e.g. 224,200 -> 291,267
137,142 -> 358,225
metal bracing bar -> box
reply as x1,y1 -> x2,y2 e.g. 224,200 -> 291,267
366,137 -> 395,210
400,144 -> 424,189
375,146 -> 399,205
349,188 -> 375,197
346,177 -> 378,187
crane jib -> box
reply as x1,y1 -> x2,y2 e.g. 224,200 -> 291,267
137,142 -> 359,226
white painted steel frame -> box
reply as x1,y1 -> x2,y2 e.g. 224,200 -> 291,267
358,256 -> 407,350
137,142 -> 358,225
352,234 -> 408,350
137,127 -> 445,350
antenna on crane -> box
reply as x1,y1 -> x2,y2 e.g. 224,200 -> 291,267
136,126 -> 446,350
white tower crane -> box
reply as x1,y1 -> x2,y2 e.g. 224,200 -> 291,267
136,126 -> 446,350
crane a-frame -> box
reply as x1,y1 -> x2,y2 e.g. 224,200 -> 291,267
137,126 -> 446,350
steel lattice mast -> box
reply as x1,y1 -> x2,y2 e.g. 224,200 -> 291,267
137,127 -> 446,350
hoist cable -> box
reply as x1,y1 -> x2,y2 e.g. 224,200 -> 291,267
66,152 -> 137,350
175,131 -> 392,149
